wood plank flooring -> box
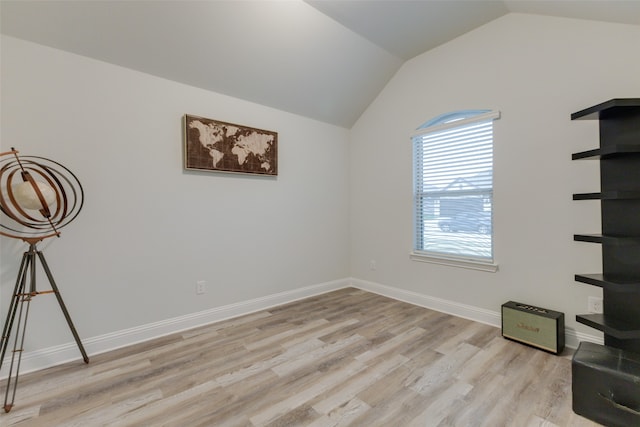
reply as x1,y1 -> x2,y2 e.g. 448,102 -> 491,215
2,288 -> 601,426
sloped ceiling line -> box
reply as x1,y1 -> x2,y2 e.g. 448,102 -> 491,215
2,0 -> 639,128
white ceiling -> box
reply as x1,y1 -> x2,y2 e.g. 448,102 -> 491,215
2,0 -> 640,128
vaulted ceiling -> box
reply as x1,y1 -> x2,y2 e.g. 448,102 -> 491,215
2,1 -> 640,128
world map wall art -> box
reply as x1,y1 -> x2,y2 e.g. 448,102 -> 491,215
184,114 -> 278,176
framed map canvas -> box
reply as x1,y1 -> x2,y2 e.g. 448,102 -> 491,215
184,115 -> 278,176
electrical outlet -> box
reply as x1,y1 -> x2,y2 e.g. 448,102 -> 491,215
369,260 -> 377,270
588,296 -> 603,314
196,280 -> 207,295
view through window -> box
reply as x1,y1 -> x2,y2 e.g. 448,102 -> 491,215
412,110 -> 499,264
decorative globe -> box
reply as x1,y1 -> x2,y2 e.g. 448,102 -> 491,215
13,180 -> 57,210
0,149 -> 83,240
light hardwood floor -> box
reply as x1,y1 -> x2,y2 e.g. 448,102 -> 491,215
2,288 -> 601,426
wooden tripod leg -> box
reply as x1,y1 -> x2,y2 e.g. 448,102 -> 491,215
36,250 -> 89,364
2,255 -> 34,413
0,252 -> 30,372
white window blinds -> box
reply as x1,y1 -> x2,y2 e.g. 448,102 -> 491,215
412,110 -> 499,263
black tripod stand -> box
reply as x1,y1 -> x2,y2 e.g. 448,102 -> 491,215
0,239 -> 89,412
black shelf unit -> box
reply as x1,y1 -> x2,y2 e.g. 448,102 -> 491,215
572,98 -> 640,353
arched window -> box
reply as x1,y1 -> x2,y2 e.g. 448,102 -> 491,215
411,109 -> 499,271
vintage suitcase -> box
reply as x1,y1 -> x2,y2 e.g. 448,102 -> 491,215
572,341 -> 640,427
501,301 -> 564,354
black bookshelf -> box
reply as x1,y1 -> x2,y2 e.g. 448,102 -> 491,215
572,98 -> 640,354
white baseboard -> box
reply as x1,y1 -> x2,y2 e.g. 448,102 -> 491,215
2,276 -> 604,378
1,278 -> 349,378
349,277 -> 604,350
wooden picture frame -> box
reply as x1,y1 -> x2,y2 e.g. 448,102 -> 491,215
184,114 -> 278,175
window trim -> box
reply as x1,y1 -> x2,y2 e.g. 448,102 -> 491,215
412,110 -> 500,139
411,109 -> 500,272
409,251 -> 499,272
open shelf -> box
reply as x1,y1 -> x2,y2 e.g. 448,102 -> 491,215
576,313 -> 640,339
574,234 -> 640,245
573,190 -> 640,200
575,274 -> 640,293
571,98 -> 640,120
572,145 -> 640,160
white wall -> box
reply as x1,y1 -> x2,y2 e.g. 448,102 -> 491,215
3,12 -> 640,371
349,14 -> 640,341
0,36 -> 350,358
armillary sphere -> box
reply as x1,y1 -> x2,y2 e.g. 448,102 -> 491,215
0,148 -> 83,241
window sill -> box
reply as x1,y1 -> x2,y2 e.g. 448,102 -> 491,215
409,252 -> 499,272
